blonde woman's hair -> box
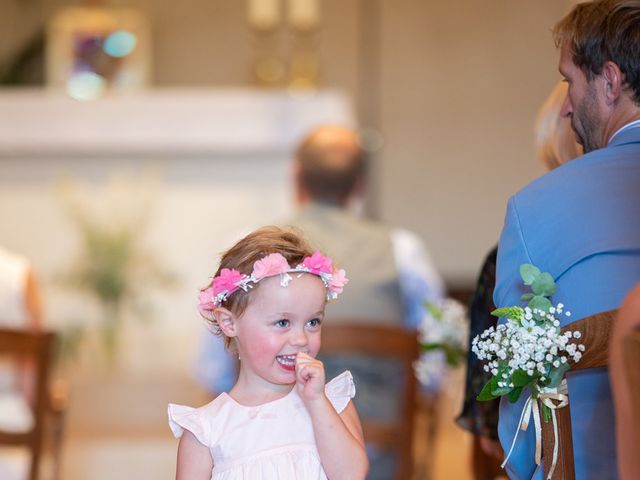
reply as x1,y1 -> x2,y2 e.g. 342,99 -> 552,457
534,81 -> 582,170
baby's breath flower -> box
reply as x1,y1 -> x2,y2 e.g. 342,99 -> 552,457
471,299 -> 584,400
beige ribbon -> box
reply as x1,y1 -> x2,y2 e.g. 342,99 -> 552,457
501,380 -> 569,480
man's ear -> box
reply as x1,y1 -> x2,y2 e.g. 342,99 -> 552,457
602,61 -> 623,104
214,307 -> 238,338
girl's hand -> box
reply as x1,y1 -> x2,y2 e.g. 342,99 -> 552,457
295,352 -> 326,404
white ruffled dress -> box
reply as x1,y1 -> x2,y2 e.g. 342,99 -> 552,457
168,371 -> 355,480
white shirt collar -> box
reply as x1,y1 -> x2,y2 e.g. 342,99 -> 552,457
608,119 -> 640,144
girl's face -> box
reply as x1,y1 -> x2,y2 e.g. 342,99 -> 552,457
233,273 -> 326,392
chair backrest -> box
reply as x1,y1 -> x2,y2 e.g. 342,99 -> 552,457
622,330 -> 640,460
541,310 -> 615,480
0,328 -> 56,480
320,322 -> 419,480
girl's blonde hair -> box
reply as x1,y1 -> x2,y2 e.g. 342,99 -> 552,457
535,81 -> 582,170
203,225 -> 316,345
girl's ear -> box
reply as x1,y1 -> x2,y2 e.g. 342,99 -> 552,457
214,307 -> 238,337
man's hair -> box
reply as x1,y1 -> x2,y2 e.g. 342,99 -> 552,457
295,127 -> 367,205
553,0 -> 640,104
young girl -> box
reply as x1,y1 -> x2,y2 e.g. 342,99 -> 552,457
168,226 -> 369,479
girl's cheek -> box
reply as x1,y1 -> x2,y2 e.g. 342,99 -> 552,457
309,334 -> 322,357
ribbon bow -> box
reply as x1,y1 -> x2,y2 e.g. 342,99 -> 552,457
502,379 -> 569,480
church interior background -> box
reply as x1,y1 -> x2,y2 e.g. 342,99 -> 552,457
0,1 -> 579,478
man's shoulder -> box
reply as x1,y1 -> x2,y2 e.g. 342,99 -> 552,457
499,144 -> 640,286
289,204 -> 393,238
513,143 -> 640,207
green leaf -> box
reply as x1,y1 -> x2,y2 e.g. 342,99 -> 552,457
547,363 -> 570,389
520,293 -> 535,302
508,386 -> 524,403
491,385 -> 513,396
542,404 -> 552,423
444,344 -> 467,367
531,272 -> 557,297
528,295 -> 552,313
491,306 -> 524,320
511,369 -> 532,387
425,302 -> 442,321
520,264 -> 541,285
477,380 -> 498,401
421,343 -> 443,352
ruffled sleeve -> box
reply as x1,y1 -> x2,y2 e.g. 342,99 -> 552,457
167,403 -> 210,447
324,371 -> 356,414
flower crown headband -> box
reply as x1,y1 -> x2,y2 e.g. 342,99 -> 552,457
198,251 -> 348,318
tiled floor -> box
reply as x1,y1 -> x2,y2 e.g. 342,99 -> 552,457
417,370 -> 474,480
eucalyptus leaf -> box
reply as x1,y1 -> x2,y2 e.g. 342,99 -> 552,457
547,363 -> 570,389
520,264 -> 541,285
528,295 -> 552,313
508,386 -> 524,403
520,293 -> 535,302
531,272 -> 557,297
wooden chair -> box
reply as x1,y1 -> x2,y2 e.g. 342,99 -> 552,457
0,328 -> 57,480
540,310 -> 616,479
610,285 -> 640,479
320,322 -> 419,480
622,331 -> 640,457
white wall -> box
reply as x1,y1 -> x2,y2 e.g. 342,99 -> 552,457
1,0 -> 575,286
377,1 -> 571,284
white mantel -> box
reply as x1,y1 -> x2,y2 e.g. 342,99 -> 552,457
0,88 -> 355,157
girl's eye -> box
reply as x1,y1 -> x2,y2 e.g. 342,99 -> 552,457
308,318 -> 322,328
275,319 -> 290,328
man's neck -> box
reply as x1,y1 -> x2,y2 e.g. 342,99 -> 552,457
604,96 -> 640,145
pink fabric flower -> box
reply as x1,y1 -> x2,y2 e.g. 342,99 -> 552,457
212,268 -> 245,296
252,253 -> 291,280
198,286 -> 216,307
328,268 -> 349,295
198,286 -> 217,318
302,251 -> 333,275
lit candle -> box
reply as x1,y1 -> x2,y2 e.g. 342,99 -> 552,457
248,0 -> 280,30
287,0 -> 319,30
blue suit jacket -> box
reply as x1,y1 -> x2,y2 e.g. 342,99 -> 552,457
494,125 -> 640,480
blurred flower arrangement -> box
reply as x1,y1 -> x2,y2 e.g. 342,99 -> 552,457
56,173 -> 175,363
414,298 -> 468,390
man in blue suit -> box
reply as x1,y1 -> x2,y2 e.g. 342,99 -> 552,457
494,1 -> 640,479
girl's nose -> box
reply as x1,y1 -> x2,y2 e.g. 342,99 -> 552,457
289,329 -> 308,347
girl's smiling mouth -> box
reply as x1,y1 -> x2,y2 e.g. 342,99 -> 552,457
276,354 -> 297,371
